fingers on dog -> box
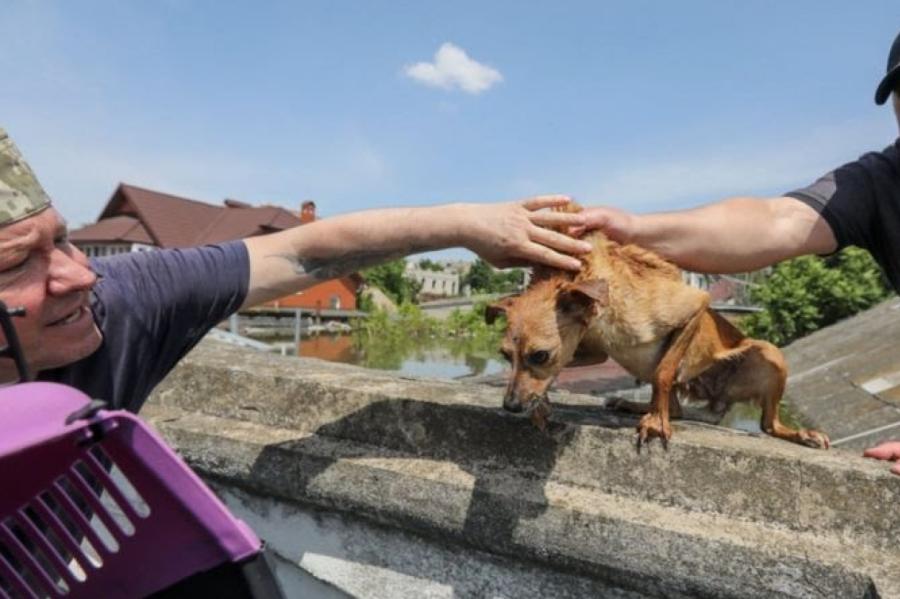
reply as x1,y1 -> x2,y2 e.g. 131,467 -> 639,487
525,244 -> 582,271
530,225 -> 592,256
521,195 -> 572,210
529,210 -> 587,229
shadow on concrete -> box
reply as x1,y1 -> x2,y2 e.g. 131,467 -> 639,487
245,398 -> 643,597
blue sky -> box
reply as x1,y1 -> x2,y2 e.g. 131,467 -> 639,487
4,1 -> 900,259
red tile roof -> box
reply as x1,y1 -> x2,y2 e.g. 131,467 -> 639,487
69,215 -> 153,244
74,183 -> 303,248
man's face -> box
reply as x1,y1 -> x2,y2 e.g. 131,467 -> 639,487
0,207 -> 101,380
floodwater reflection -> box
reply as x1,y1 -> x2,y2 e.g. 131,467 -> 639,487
280,332 -> 506,380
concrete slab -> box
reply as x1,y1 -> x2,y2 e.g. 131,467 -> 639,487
144,339 -> 899,598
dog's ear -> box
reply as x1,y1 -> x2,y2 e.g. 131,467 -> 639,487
485,295 -> 517,325
570,279 -> 609,303
558,278 -> 608,319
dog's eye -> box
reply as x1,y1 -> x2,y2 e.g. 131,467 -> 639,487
527,350 -> 550,366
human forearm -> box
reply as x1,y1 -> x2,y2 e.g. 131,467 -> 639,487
634,198 -> 800,272
583,196 -> 837,273
241,196 -> 590,307
242,204 -> 464,306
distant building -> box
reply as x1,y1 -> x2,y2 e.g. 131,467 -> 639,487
405,261 -> 460,299
69,185 -> 361,310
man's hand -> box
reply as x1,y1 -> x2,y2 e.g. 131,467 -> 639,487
461,195 -> 592,271
863,441 -> 900,475
569,205 -> 638,244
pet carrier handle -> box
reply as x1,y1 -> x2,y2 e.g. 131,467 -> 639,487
0,299 -> 30,382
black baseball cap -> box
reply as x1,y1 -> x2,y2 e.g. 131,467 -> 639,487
875,31 -> 900,105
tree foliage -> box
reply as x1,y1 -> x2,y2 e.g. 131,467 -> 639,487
740,247 -> 892,346
417,258 -> 445,272
464,259 -> 525,294
359,259 -> 421,307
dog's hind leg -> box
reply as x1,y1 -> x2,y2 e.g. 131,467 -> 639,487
730,340 -> 829,449
749,340 -> 830,449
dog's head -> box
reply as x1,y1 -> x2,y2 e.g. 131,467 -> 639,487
486,277 -> 609,425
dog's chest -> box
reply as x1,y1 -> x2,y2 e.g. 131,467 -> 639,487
593,316 -> 667,381
606,340 -> 666,381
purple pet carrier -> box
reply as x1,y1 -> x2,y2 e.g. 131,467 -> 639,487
0,303 -> 284,599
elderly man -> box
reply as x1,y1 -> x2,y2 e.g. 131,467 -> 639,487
578,31 -> 900,475
0,126 -> 591,412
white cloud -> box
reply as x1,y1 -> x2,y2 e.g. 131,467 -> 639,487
404,43 -> 503,95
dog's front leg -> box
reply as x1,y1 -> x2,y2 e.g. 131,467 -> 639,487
637,304 -> 707,449
639,376 -> 676,449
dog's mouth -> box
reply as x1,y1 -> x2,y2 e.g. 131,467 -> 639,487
522,395 -> 550,416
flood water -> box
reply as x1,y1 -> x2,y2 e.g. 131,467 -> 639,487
274,333 -> 507,380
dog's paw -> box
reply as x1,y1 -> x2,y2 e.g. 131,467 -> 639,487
636,412 -> 673,450
799,429 -> 830,450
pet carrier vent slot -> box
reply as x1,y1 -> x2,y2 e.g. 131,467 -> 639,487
0,519 -> 57,599
35,494 -> 101,570
20,507 -> 86,584
53,478 -> 118,554
87,446 -> 150,519
71,461 -> 133,537
4,518 -> 71,596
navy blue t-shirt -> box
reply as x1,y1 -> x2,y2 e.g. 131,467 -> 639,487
786,137 -> 900,293
38,241 -> 249,412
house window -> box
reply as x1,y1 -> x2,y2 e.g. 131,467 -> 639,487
330,295 -> 341,310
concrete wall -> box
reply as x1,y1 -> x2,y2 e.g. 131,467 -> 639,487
145,339 -> 898,598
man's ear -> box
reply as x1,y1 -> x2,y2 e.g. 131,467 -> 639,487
485,295 -> 517,325
558,278 -> 608,319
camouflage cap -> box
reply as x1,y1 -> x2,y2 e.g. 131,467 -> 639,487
0,127 -> 51,226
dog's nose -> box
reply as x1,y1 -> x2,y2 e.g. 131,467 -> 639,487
503,397 -> 524,413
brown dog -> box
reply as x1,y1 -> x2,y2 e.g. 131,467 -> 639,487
486,209 -> 830,449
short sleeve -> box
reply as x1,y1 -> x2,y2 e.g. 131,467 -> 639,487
38,241 -> 250,412
785,157 -> 878,252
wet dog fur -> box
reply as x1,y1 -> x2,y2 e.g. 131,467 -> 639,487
486,205 -> 830,450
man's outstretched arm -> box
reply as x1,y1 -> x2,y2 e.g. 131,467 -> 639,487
578,196 -> 838,273
241,196 -> 591,308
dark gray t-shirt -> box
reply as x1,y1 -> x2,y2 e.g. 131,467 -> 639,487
786,137 -> 900,292
38,241 -> 249,412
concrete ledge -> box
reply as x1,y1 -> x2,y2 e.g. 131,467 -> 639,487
146,340 -> 897,598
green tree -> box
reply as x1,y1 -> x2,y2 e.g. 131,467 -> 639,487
464,259 -> 494,293
740,247 -> 892,346
464,259 -> 525,294
417,258 -> 444,272
359,259 -> 421,307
